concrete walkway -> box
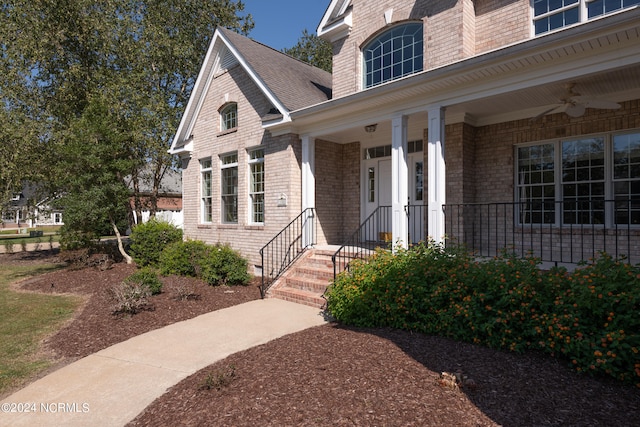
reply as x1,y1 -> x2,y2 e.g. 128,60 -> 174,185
1,299 -> 328,426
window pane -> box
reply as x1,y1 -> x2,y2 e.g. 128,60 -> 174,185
221,103 -> 237,131
565,6 -> 579,25
368,167 -> 375,203
549,0 -> 563,12
415,161 -> 424,201
363,23 -> 423,88
221,153 -> 238,223
517,144 -> 555,224
535,18 -> 549,34
588,0 -> 605,17
249,149 -> 265,223
200,159 -> 213,223
613,133 -> 640,224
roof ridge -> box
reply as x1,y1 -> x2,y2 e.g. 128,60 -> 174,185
218,27 -> 330,74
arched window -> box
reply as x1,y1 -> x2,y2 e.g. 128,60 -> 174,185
220,103 -> 237,131
363,22 -> 423,89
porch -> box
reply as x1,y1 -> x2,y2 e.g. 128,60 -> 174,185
260,198 -> 639,307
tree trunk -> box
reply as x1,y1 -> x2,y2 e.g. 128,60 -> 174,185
132,170 -> 143,226
111,220 -> 133,264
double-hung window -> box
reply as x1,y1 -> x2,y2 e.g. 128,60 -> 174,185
516,131 -> 640,226
533,0 -> 640,35
248,148 -> 265,224
200,158 -> 213,223
220,103 -> 237,131
613,133 -> 640,224
220,152 -> 238,223
362,22 -> 423,89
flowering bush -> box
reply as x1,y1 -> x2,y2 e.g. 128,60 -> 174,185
326,241 -> 640,387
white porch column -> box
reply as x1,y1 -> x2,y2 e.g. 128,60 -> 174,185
427,106 -> 446,243
301,134 -> 316,247
391,114 -> 409,249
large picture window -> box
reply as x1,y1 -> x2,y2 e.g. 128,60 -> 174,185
516,131 -> 640,226
200,158 -> 213,223
248,148 -> 265,224
220,152 -> 238,223
363,22 -> 423,89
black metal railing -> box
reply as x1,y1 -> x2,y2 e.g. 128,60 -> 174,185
444,199 -> 640,264
406,203 -> 428,245
332,206 -> 392,279
259,208 -> 316,298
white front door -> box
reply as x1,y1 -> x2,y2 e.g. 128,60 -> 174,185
363,158 -> 392,242
408,153 -> 425,244
362,150 -> 425,243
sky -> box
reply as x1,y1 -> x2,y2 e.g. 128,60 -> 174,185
241,1 -> 330,51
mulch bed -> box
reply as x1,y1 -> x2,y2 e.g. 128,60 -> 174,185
6,250 -> 261,359
3,251 -> 640,426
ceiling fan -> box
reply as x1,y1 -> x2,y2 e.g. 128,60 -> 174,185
531,83 -> 621,122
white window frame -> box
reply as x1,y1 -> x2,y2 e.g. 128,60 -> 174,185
220,152 -> 238,224
362,22 -> 424,89
515,129 -> 640,227
248,148 -> 265,224
200,158 -> 213,223
532,0 -> 640,36
220,103 -> 237,132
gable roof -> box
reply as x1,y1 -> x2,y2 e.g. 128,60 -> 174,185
318,0 -> 352,42
170,27 -> 332,155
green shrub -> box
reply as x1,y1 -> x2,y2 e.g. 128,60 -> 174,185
159,240 -> 210,277
130,219 -> 182,267
326,242 -> 640,387
200,244 -> 250,286
124,267 -> 163,295
59,227 -> 99,251
158,240 -> 250,286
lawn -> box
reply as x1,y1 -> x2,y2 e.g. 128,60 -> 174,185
0,263 -> 81,395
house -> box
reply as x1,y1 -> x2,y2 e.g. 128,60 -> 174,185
128,167 -> 183,229
1,184 -> 64,229
170,0 -> 640,296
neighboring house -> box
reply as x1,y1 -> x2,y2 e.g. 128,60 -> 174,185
128,167 -> 183,229
170,0 -> 640,277
1,184 -> 63,229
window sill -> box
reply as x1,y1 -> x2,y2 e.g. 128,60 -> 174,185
197,224 -> 213,229
245,224 -> 264,230
217,128 -> 238,137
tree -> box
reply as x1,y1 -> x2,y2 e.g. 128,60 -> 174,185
0,1 -> 254,233
283,29 -> 333,73
54,95 -> 136,263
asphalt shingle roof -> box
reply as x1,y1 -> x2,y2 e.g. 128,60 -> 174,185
219,28 -> 332,113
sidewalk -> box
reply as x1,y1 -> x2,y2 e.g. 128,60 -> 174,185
1,299 -> 328,426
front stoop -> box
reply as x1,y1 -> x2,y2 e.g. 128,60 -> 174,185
268,248 -> 335,309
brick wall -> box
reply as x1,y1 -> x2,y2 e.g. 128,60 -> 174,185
330,0 -> 532,98
475,0 -> 530,54
315,140 -> 360,245
182,65 -> 303,268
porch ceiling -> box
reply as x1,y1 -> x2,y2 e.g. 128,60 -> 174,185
280,8 -> 640,144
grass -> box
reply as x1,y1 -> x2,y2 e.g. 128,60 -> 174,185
0,263 -> 81,396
